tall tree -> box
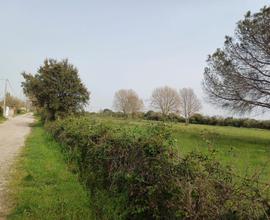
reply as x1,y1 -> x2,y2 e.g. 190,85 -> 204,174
22,59 -> 90,121
203,6 -> 270,114
179,88 -> 201,124
150,86 -> 180,115
113,89 -> 144,116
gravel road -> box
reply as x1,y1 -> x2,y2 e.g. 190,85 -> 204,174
0,114 -> 34,219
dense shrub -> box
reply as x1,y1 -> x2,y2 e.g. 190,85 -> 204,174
189,114 -> 270,130
46,116 -> 270,219
47,118 -> 177,218
143,111 -> 185,123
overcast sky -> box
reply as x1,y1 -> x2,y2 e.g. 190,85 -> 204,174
0,0 -> 269,119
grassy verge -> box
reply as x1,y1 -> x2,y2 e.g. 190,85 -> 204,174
8,122 -> 93,220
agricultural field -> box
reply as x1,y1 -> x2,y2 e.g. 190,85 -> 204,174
173,124 -> 270,181
94,115 -> 270,181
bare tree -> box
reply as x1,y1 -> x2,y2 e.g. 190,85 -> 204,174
113,89 -> 144,116
179,88 -> 202,124
0,93 -> 25,109
150,86 -> 180,115
203,6 -> 270,114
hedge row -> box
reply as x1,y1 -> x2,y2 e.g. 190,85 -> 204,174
189,114 -> 270,129
100,109 -> 270,130
46,116 -> 270,219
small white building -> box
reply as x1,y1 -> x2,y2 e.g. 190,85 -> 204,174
4,106 -> 15,118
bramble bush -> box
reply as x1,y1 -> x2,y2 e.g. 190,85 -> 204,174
46,116 -> 270,219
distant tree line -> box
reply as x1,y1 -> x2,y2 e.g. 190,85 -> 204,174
190,113 -> 270,129
98,109 -> 270,130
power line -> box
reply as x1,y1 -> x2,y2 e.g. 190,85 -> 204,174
0,78 -> 19,97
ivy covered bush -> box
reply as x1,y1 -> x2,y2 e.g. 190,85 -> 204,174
46,116 -> 270,219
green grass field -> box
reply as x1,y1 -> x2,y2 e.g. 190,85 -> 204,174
93,116 -> 270,181
172,123 -> 270,181
8,123 -> 93,220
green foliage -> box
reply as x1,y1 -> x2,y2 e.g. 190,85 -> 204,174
0,107 -> 6,122
22,59 -> 90,121
144,110 -> 185,122
71,114 -> 270,179
16,108 -> 26,115
46,117 -> 177,218
203,6 -> 270,113
0,117 -> 5,123
173,152 -> 270,219
46,116 -> 270,219
9,123 -> 93,220
189,114 -> 270,129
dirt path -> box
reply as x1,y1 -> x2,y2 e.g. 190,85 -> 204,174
0,114 -> 34,219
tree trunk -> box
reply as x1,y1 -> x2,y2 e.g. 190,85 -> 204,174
185,117 -> 189,125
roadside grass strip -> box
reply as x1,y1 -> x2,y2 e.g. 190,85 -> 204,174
8,123 -> 93,220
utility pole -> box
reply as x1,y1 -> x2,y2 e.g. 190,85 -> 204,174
3,79 -> 7,117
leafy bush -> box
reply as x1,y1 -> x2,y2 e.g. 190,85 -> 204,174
143,111 -> 185,123
189,114 -> 270,130
46,116 -> 270,219
47,118 -> 177,218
